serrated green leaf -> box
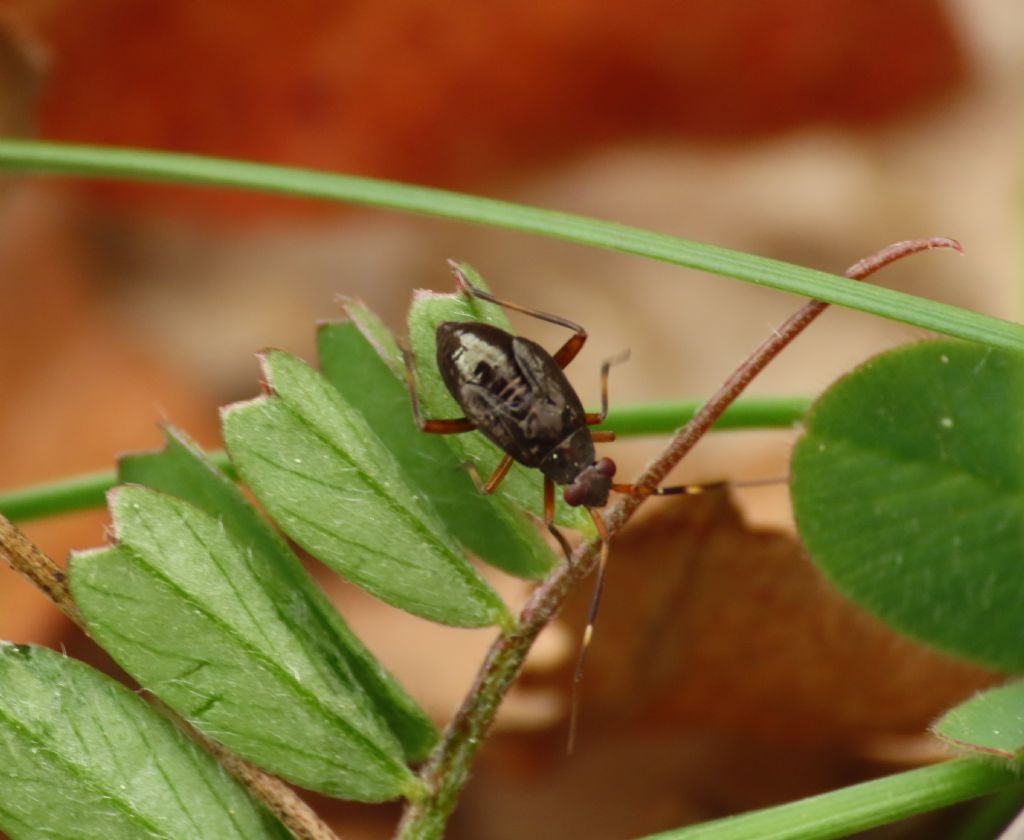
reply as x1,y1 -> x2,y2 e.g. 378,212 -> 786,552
319,313 -> 555,579
406,262 -> 593,535
118,425 -> 436,762
222,349 -> 511,628
791,340 -> 1024,670
0,643 -> 290,840
934,681 -> 1024,759
70,487 -> 420,801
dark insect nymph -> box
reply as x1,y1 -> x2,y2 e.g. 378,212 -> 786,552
402,261 -> 696,561
401,262 -> 707,743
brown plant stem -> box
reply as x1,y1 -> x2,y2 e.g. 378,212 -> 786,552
0,513 -> 340,840
395,236 -> 961,840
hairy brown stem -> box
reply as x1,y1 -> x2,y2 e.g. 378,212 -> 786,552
395,237 -> 961,840
0,514 -> 339,840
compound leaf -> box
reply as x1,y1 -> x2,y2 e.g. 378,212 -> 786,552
118,425 -> 436,762
0,643 -> 290,840
319,311 -> 555,579
71,486 -> 421,801
222,349 -> 511,628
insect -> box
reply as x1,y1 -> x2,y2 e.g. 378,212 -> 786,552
401,261 -> 710,745
402,261 -> 700,555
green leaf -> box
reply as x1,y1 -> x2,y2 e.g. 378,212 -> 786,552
222,349 -> 512,628
118,425 -> 437,762
791,340 -> 1024,670
70,487 -> 420,802
934,681 -> 1024,759
406,262 -> 593,535
319,311 -> 555,579
0,643 -> 290,840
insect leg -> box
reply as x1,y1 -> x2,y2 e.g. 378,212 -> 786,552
543,476 -> 574,563
584,349 -> 631,424
448,260 -> 588,369
590,430 -> 616,442
400,343 -> 476,434
568,507 -> 610,754
457,454 -> 514,495
482,455 -> 514,494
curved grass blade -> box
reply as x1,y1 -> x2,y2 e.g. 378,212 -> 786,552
320,310 -> 555,579
0,643 -> 290,840
406,262 -> 593,535
934,681 -> 1024,760
71,487 -> 421,801
791,340 -> 1024,670
118,425 -> 436,761
2,140 -> 1021,353
222,349 -> 512,628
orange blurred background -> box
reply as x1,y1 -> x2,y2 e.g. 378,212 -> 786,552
0,2 -> 1021,837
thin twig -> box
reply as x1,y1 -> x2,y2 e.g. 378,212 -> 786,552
395,237 -> 962,840
0,513 -> 340,840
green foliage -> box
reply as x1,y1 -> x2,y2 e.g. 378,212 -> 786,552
0,644 -> 290,840
791,340 -> 1024,670
71,486 -> 421,801
222,348 -> 512,628
934,681 -> 1024,759
319,307 -> 555,578
0,138 -> 1020,838
117,426 -> 436,762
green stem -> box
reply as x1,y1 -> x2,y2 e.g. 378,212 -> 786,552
599,395 -> 809,435
0,398 -> 803,522
0,452 -> 235,522
1,140 -> 1021,351
638,757 -> 1020,840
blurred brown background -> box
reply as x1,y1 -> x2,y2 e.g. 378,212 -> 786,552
0,1 -> 1021,838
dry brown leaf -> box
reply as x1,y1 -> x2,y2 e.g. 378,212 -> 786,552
0,0 -> 966,219
553,491 -> 998,747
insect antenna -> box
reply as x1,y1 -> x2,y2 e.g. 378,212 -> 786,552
612,475 -> 786,497
567,507 -> 610,754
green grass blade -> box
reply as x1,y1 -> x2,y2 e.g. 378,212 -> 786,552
638,758 -> 1020,840
0,643 -> 291,840
0,139 -> 1020,351
0,397 -> 806,523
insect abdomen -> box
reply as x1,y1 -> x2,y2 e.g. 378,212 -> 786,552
435,321 -> 587,469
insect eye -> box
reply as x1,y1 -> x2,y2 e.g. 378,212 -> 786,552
595,458 -> 616,478
563,483 -> 586,507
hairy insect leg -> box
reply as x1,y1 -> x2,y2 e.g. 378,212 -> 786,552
584,349 -> 631,424
482,455 -> 514,494
458,454 -> 515,495
447,259 -> 589,369
543,476 -> 575,563
399,343 -> 476,434
567,507 -> 611,754
590,430 -> 616,443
